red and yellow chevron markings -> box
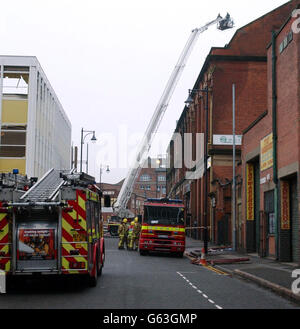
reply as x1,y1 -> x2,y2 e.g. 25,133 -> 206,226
61,190 -> 88,274
0,213 -> 11,272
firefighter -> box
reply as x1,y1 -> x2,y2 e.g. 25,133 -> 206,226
127,221 -> 135,250
118,219 -> 128,250
132,217 -> 141,251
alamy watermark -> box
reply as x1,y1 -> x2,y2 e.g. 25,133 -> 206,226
292,9 -> 300,34
96,126 -> 205,181
292,269 -> 300,295
0,270 -> 6,294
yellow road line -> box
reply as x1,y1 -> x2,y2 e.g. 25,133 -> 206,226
203,265 -> 229,276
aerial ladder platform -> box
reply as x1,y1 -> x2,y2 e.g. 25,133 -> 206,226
114,13 -> 234,218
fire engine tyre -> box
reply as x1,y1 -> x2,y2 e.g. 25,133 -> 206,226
98,250 -> 104,277
139,250 -> 148,256
101,244 -> 105,268
177,252 -> 184,258
88,257 -> 98,287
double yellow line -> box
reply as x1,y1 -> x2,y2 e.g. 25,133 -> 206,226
203,265 -> 229,276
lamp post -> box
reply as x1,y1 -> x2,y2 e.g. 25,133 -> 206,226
185,86 -> 209,254
80,128 -> 97,173
99,164 -> 110,190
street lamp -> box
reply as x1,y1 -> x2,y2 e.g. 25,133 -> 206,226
99,164 -> 110,190
80,128 -> 97,173
185,86 -> 209,254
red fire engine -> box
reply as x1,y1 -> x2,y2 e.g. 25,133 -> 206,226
0,170 -> 105,288
139,198 -> 185,257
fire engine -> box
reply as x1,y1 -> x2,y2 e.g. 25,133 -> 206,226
139,198 -> 185,257
0,169 -> 105,288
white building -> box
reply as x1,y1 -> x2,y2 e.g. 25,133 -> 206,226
0,56 -> 72,178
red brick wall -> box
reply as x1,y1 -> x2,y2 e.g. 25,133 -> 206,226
212,60 -> 268,136
274,18 -> 300,170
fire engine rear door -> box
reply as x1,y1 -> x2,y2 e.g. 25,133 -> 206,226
16,222 -> 58,272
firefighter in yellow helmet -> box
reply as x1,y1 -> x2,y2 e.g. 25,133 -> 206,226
127,221 -> 135,250
118,218 -> 128,250
132,217 -> 141,251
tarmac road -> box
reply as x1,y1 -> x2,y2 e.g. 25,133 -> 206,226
0,238 -> 299,309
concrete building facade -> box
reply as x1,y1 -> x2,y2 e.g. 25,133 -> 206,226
0,56 -> 71,178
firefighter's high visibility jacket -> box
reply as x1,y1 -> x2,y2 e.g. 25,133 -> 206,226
128,224 -> 134,238
118,223 -> 128,236
133,222 -> 141,236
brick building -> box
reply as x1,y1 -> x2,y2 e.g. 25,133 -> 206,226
167,1 -> 298,245
242,3 -> 300,263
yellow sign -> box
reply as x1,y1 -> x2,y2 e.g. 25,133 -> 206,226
246,163 -> 254,221
261,133 -> 273,172
281,181 -> 290,230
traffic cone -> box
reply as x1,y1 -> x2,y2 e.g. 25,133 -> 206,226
199,247 -> 208,266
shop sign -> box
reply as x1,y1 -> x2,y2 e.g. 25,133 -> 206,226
281,181 -> 290,230
103,191 -> 115,196
213,135 -> 242,146
246,163 -> 254,221
261,133 -> 273,172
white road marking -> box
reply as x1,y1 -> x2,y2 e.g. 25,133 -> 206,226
177,272 -> 223,310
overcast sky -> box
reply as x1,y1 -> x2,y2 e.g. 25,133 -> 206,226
0,0 -> 289,183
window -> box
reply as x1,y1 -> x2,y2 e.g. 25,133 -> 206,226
146,186 -> 151,191
3,67 -> 29,95
104,195 -> 111,208
158,175 -> 166,182
140,174 -> 151,182
140,185 -> 145,190
0,125 -> 26,158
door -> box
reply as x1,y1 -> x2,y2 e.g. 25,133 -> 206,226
264,190 -> 275,258
290,178 -> 299,263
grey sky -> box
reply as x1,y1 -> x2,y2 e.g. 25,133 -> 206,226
0,0 -> 289,183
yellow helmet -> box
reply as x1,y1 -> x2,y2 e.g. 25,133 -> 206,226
131,221 -> 135,226
123,218 -> 128,223
134,217 -> 139,223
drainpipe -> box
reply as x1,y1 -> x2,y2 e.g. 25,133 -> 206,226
272,31 -> 279,260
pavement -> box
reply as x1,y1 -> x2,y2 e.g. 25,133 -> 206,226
185,236 -> 300,304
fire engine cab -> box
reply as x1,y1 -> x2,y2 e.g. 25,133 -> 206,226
139,198 -> 185,257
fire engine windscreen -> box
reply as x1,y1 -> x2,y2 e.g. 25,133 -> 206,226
144,206 -> 184,226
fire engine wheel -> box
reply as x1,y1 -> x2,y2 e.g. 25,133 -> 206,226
139,250 -> 148,256
98,251 -> 103,277
177,252 -> 184,258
